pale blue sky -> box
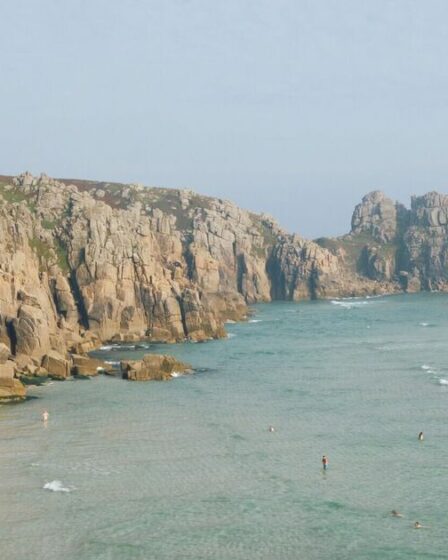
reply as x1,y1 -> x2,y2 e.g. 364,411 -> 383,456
1,0 -> 447,237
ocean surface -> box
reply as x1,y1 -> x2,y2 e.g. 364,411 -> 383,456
1,293 -> 448,560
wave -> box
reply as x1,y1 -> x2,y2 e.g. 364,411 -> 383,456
419,322 -> 429,327
421,365 -> 432,371
248,319 -> 262,323
43,480 -> 73,493
100,344 -> 137,351
439,379 -> 448,385
331,300 -> 369,309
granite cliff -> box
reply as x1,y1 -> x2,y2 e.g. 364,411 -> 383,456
0,173 -> 447,401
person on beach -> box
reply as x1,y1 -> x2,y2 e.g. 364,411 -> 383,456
42,410 -> 49,422
418,431 -> 424,441
322,455 -> 329,470
391,510 -> 403,518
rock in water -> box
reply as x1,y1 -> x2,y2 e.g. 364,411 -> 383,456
121,354 -> 191,381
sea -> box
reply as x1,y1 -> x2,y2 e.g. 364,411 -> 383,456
1,293 -> 448,560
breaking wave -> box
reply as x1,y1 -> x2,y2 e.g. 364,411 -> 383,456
331,300 -> 369,309
43,480 -> 73,493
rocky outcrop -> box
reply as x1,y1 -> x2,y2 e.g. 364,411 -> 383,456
1,171 -> 448,400
121,354 -> 191,381
332,190 -> 448,291
0,354 -> 26,402
0,172 -> 356,371
351,191 -> 408,243
41,351 -> 71,380
71,354 -> 109,377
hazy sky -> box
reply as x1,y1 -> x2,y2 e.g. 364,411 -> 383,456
1,1 -> 447,238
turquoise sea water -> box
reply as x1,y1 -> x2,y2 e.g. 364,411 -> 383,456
1,293 -> 448,560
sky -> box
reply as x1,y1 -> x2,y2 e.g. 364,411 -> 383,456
1,0 -> 448,238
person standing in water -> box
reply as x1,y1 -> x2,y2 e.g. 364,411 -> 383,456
42,410 -> 49,423
322,455 -> 329,470
418,431 -> 424,441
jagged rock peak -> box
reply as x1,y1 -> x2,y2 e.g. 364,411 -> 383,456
351,190 -> 406,243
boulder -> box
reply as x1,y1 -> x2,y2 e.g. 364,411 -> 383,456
71,354 -> 109,376
0,360 -> 26,402
121,354 -> 191,381
0,342 -> 10,364
41,350 -> 71,380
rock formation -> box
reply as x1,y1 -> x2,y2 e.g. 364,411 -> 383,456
121,354 -> 191,381
1,171 -> 448,401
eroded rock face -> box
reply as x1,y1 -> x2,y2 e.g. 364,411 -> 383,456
0,172 -> 359,368
0,360 -> 26,402
41,351 -> 71,380
1,171 -> 448,381
400,193 -> 448,290
121,354 -> 191,381
71,354 -> 110,377
351,191 -> 409,243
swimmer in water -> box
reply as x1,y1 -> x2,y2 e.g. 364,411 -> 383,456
418,431 -> 424,441
268,425 -> 275,432
391,510 -> 403,518
42,410 -> 49,422
322,455 -> 329,470
414,521 -> 423,529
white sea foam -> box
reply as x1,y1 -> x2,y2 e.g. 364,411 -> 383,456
227,333 -> 237,338
43,480 -> 73,493
331,300 -> 369,309
420,322 -> 429,327
105,360 -> 120,366
171,372 -> 181,378
421,365 -> 431,371
100,345 -> 113,351
249,319 -> 262,323
439,379 -> 448,385
225,319 -> 236,324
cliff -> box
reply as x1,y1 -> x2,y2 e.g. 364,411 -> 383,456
0,173 -> 446,400
317,190 -> 448,293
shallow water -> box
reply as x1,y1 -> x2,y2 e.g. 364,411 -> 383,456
1,293 -> 448,560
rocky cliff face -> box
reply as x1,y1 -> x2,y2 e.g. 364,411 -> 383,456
0,172 -> 354,398
318,189 -> 448,292
0,173 -> 447,401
